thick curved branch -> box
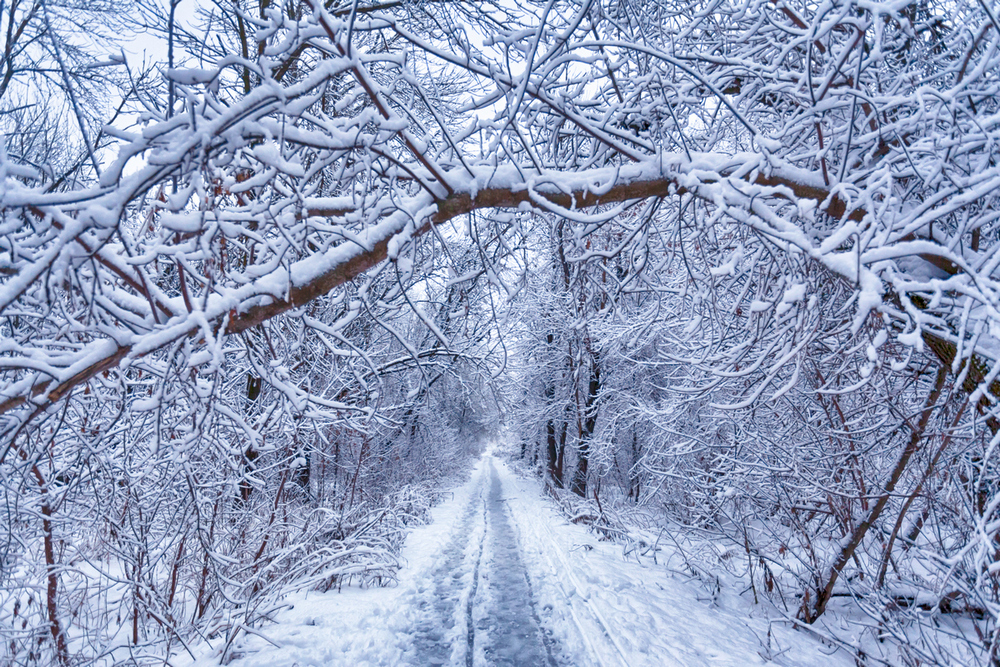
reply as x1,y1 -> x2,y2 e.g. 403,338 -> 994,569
0,163 -> 980,426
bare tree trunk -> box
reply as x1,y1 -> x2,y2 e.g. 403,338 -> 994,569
543,331 -> 564,488
546,414 -> 562,488
557,418 -> 568,487
876,397 -> 969,586
629,431 -> 641,502
33,464 -> 69,666
240,373 -> 263,502
571,357 -> 600,497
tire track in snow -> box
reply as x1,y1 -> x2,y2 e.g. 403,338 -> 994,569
532,524 -> 634,666
496,461 -> 634,667
410,458 -> 561,666
464,496 -> 486,667
411,467 -> 486,666
473,458 -> 559,667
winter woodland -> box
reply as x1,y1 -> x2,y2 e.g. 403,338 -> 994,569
2,0 -> 1000,664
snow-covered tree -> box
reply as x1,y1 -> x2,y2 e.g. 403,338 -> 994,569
4,0 -> 1000,662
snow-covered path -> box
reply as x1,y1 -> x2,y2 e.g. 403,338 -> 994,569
191,455 -> 854,667
412,457 -> 557,666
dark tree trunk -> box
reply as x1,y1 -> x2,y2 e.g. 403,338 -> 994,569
40,489 -> 68,665
27,461 -> 69,666
240,373 -> 263,501
557,419 -> 567,486
543,331 -> 563,487
804,366 -> 947,623
295,453 -> 310,489
571,358 -> 600,497
547,413 -> 563,488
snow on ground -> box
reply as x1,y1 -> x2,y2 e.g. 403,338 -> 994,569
180,454 -> 856,666
495,458 -> 856,667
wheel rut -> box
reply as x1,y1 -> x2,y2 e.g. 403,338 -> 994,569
411,470 -> 485,666
411,458 -> 559,666
475,458 -> 558,667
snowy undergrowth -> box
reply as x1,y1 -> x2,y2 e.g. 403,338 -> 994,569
176,460 -> 489,667
506,452 -> 987,666
0,476 -> 458,667
162,453 -> 858,666
489,456 -> 857,666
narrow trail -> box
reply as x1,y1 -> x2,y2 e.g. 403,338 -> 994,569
201,454 -> 857,667
412,457 -> 558,667
474,459 -> 558,666
409,467 -> 484,666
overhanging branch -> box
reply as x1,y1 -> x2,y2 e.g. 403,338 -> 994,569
0,166 -> 982,429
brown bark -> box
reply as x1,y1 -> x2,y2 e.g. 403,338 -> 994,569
167,536 -> 185,609
0,155 -> 987,446
918,323 -> 1000,434
194,498 -> 220,622
805,366 -> 948,623
32,464 -> 69,665
571,359 -> 600,497
876,398 -> 969,587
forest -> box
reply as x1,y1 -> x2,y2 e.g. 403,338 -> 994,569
2,0 -> 1000,664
